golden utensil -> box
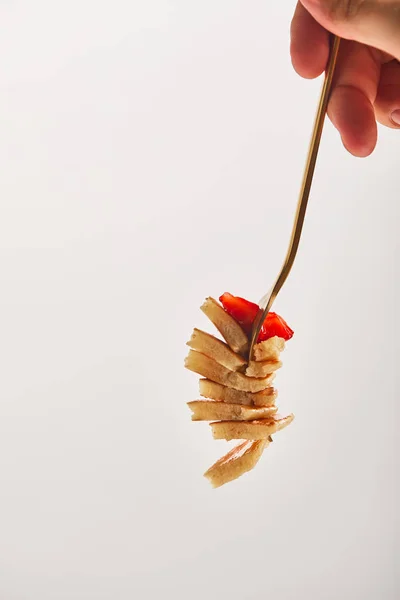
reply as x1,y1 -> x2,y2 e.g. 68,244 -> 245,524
248,35 -> 341,359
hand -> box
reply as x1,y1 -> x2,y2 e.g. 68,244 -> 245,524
290,0 -> 400,156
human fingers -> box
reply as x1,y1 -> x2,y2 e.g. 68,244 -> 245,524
327,40 -> 380,156
290,2 -> 330,78
300,0 -> 400,60
374,59 -> 400,128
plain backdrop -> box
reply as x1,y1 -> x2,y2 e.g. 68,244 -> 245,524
0,1 -> 398,599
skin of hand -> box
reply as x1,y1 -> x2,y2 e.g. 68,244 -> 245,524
290,0 -> 400,157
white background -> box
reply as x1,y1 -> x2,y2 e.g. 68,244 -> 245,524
0,1 -> 398,598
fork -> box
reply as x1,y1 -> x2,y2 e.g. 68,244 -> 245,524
248,35 -> 341,360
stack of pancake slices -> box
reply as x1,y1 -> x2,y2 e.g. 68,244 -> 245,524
185,297 -> 294,488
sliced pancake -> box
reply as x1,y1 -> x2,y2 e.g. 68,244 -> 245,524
204,439 -> 271,488
201,297 -> 249,356
187,400 -> 277,421
246,359 -> 282,378
187,328 -> 246,371
253,336 -> 285,361
199,379 -> 277,407
210,413 -> 294,441
185,350 -> 272,393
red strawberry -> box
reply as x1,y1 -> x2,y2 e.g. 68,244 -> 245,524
219,293 -> 294,342
258,311 -> 294,342
219,293 -> 258,336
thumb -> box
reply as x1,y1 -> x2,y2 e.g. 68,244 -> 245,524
300,0 -> 400,60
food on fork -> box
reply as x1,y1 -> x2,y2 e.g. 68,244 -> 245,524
185,350 -> 277,393
199,379 -> 278,407
185,293 -> 294,487
204,439 -> 270,489
201,297 -> 249,355
252,337 -> 285,361
187,328 -> 246,371
210,414 -> 294,441
188,400 -> 278,422
245,359 -> 282,378
219,293 -> 294,342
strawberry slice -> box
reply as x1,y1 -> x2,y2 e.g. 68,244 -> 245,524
219,292 -> 294,342
259,311 -> 294,342
219,293 -> 258,336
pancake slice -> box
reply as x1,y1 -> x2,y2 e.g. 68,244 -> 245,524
199,379 -> 277,407
204,439 -> 271,488
185,350 -> 273,393
246,359 -> 282,378
201,297 -> 249,355
253,336 -> 285,361
187,328 -> 246,371
210,414 -> 295,441
188,400 -> 278,421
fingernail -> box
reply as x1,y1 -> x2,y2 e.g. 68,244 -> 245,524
390,109 -> 400,126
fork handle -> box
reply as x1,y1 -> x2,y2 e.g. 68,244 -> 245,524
249,35 -> 341,359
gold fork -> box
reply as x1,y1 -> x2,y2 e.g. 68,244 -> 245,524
248,35 -> 341,360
